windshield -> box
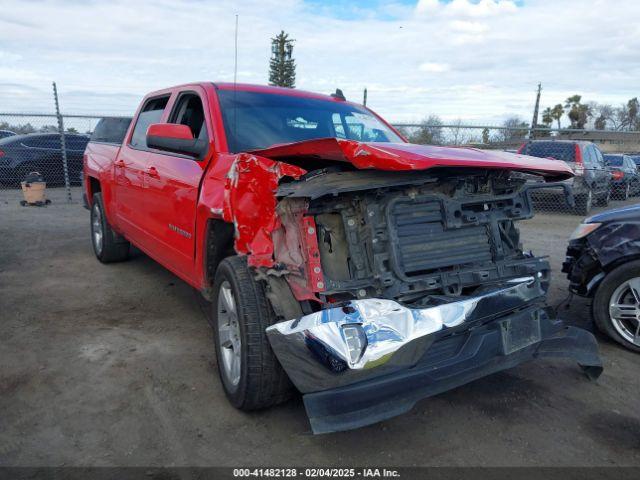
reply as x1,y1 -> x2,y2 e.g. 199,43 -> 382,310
521,142 -> 576,162
217,90 -> 403,153
604,154 -> 623,166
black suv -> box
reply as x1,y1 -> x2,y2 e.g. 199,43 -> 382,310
519,140 -> 612,215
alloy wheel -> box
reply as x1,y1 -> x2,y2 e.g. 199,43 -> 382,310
91,203 -> 103,256
217,280 -> 242,389
609,277 -> 640,347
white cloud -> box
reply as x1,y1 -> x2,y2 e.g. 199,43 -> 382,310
416,0 -> 518,17
450,20 -> 489,34
0,0 -> 639,124
419,62 -> 451,73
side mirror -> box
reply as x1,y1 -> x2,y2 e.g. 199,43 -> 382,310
146,123 -> 207,159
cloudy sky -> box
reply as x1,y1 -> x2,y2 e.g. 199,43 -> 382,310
1,0 -> 639,123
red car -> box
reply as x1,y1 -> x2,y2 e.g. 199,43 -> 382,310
84,82 -> 601,433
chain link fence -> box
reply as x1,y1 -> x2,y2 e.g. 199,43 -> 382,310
2,113 -> 639,216
395,123 -> 640,216
0,113 -> 116,203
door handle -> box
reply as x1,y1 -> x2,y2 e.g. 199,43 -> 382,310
115,159 -> 125,168
147,166 -> 159,178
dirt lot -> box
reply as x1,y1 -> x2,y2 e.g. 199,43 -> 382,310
1,187 -> 639,467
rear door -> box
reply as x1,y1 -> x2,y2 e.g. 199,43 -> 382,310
114,95 -> 170,243
142,88 -> 211,275
591,145 -> 610,194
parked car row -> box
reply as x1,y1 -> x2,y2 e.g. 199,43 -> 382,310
603,154 -> 640,200
0,118 -> 132,187
518,140 -> 640,215
0,133 -> 89,186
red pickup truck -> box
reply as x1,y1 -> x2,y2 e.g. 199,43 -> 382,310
84,82 -> 602,433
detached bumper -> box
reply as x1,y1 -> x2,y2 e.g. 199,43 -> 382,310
303,316 -> 601,433
266,277 -> 602,434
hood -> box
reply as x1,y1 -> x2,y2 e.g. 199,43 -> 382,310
250,138 -> 574,181
586,203 -> 640,224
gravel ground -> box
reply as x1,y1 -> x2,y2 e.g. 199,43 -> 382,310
1,187 -> 639,467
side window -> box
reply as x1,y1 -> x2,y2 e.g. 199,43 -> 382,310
66,136 -> 89,151
25,135 -> 59,149
169,93 -> 208,141
342,112 -> 388,142
582,145 -> 593,166
332,113 -> 346,139
130,96 -> 170,150
593,146 -> 605,168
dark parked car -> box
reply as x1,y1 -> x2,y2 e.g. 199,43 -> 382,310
518,140 -> 612,215
604,154 -> 640,200
0,132 -> 89,186
0,130 -> 16,139
563,204 -> 640,352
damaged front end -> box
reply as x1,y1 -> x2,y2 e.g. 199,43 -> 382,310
223,139 -> 603,434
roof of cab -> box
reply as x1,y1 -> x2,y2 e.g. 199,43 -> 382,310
213,82 -> 346,102
141,82 -> 352,104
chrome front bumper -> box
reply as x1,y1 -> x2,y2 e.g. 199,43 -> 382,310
267,276 -> 548,394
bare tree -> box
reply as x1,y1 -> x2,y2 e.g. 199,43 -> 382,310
408,115 -> 444,145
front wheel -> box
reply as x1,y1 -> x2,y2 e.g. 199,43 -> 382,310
593,260 -> 640,353
212,256 -> 293,410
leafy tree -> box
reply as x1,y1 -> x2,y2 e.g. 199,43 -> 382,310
496,116 -> 528,142
482,128 -> 490,144
550,104 -> 564,129
617,97 -> 640,131
269,31 -> 296,88
564,95 -> 591,129
541,107 -> 554,126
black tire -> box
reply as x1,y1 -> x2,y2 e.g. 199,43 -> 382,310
592,260 -> 640,353
597,186 -> 611,206
574,188 -> 593,216
90,192 -> 130,263
621,183 -> 630,201
211,256 -> 293,410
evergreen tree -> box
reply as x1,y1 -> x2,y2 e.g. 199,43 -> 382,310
269,31 -> 296,88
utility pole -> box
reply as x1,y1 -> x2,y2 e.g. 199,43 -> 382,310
363,87 -> 368,107
53,81 -> 72,203
530,82 -> 542,139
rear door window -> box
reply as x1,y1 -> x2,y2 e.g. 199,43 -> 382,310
130,96 -> 170,150
592,146 -> 605,168
91,117 -> 132,144
583,145 -> 595,167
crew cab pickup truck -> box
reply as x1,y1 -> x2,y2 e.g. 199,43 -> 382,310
84,82 -> 602,433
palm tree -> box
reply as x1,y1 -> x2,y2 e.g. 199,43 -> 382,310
541,107 -> 553,126
551,104 -> 564,129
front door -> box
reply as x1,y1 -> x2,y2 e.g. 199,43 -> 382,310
142,90 -> 210,275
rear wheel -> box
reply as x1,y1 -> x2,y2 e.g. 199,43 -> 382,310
91,193 -> 130,263
593,261 -> 640,353
574,188 -> 593,216
212,256 -> 293,410
620,182 -> 630,201
597,186 -> 611,206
